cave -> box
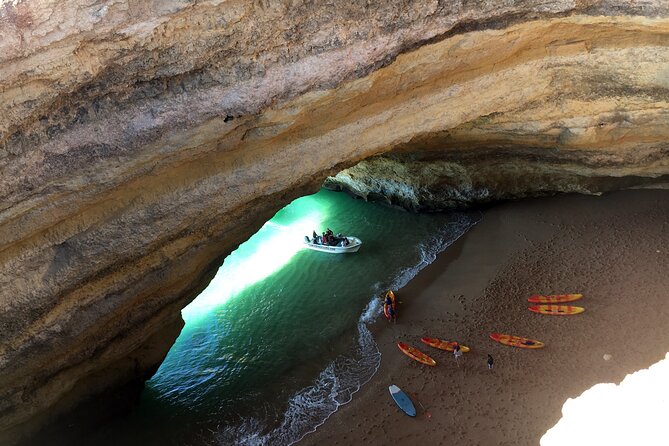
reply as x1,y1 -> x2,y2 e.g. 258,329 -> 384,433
2,1 -> 669,444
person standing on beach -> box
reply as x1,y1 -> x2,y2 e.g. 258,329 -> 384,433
487,354 -> 494,370
453,343 -> 462,365
388,305 -> 396,323
384,292 -> 397,323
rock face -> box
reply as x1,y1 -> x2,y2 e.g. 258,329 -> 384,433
1,0 -> 669,443
324,146 -> 669,211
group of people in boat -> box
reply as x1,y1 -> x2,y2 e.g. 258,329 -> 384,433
305,228 -> 351,247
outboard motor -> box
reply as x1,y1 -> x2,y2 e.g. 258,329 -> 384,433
304,235 -> 310,243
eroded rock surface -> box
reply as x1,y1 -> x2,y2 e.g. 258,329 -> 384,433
1,0 -> 669,443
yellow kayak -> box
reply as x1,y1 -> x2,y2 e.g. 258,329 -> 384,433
420,337 -> 470,353
490,333 -> 544,349
529,305 -> 585,315
397,342 -> 437,366
528,293 -> 583,303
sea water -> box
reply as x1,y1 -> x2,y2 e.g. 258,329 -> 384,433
91,189 -> 478,445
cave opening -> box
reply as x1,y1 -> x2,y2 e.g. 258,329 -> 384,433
80,187 -> 477,446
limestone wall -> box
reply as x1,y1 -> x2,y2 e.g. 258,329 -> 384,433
1,1 -> 669,442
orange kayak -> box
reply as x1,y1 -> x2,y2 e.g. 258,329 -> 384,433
420,337 -> 470,353
529,305 -> 585,315
397,342 -> 437,366
489,333 -> 544,349
528,293 -> 583,303
383,290 -> 397,320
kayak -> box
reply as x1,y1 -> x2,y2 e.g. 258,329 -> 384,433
489,333 -> 545,349
420,337 -> 470,353
397,342 -> 437,366
528,293 -> 583,303
529,305 -> 585,315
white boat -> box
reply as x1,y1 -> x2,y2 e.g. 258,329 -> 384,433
303,236 -> 362,253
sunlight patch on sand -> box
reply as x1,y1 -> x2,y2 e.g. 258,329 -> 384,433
541,353 -> 669,446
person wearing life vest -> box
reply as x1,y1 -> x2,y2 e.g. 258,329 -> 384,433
387,304 -> 396,322
384,293 -> 396,323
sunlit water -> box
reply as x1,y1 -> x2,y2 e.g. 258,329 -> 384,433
92,189 -> 478,445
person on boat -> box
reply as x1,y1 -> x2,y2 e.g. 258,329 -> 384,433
322,232 -> 328,245
312,230 -> 318,241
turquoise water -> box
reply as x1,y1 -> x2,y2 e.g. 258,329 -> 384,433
94,189 -> 477,445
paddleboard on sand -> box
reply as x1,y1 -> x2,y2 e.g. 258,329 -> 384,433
528,293 -> 583,303
420,337 -> 470,353
490,333 -> 545,349
529,305 -> 585,315
389,385 -> 416,417
383,290 -> 397,320
397,342 -> 437,366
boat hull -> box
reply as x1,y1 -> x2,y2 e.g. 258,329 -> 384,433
303,237 -> 362,253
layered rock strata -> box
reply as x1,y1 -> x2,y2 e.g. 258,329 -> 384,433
1,0 -> 669,443
325,145 -> 669,211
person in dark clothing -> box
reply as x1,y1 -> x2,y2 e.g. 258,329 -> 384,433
383,293 -> 396,323
387,304 -> 396,323
453,343 -> 462,366
487,354 -> 494,370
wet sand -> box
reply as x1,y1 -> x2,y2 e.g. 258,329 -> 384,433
301,189 -> 669,446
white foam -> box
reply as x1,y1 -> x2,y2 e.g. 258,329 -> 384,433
216,321 -> 380,445
217,212 -> 480,445
378,212 -> 480,322
360,295 -> 382,324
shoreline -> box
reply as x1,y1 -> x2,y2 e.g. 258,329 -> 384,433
302,189 -> 669,446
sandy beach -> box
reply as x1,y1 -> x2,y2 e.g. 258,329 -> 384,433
302,189 -> 669,446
